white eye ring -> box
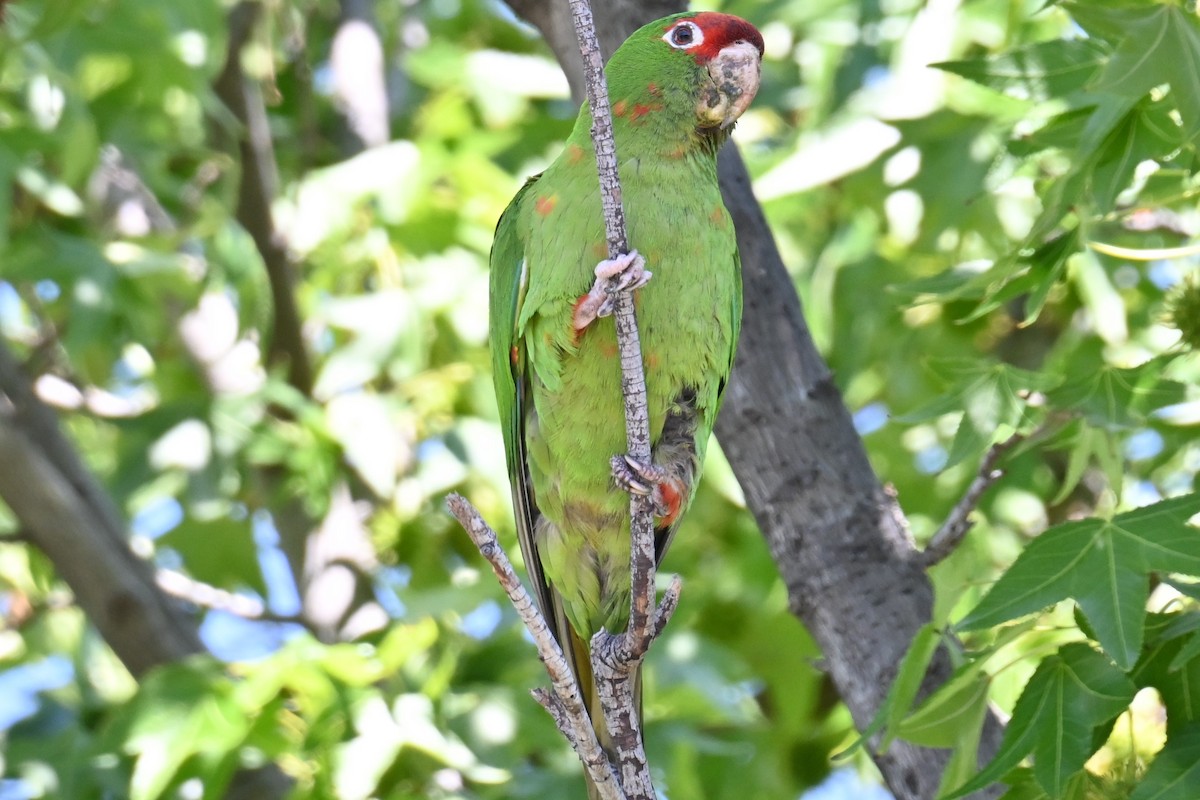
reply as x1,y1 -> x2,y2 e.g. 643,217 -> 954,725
662,21 -> 703,50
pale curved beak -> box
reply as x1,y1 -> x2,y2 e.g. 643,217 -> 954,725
697,40 -> 762,129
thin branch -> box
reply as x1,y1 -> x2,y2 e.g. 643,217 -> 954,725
510,4 -> 1010,794
921,433 -> 1025,568
566,3 -> 664,796
155,569 -> 312,628
214,0 -> 314,397
563,3 -> 697,795
446,494 -> 623,800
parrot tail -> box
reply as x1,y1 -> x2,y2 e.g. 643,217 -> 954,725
562,619 -> 643,800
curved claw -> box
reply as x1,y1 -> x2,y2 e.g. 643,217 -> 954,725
610,454 -> 670,516
622,454 -> 667,486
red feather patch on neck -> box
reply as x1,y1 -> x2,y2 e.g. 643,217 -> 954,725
664,12 -> 764,65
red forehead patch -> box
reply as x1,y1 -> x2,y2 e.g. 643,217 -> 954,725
663,12 -> 764,65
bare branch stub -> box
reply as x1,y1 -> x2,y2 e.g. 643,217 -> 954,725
921,432 -> 1026,568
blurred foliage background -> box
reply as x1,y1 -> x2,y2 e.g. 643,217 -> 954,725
0,0 -> 1198,798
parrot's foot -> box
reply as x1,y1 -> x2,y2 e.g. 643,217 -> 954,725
573,250 -> 651,331
611,454 -> 672,517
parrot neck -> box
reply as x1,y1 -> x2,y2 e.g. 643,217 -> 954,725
572,91 -> 732,161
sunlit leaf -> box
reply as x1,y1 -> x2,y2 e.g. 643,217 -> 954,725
945,643 -> 1135,799
958,494 -> 1200,668
899,360 -> 1059,468
1071,2 -> 1200,141
934,39 -> 1107,101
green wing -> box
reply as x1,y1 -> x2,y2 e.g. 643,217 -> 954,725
718,245 -> 743,410
488,175 -> 557,629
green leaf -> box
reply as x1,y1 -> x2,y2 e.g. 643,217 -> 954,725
1168,629 -> 1200,674
1050,422 -> 1095,505
1064,2 -> 1158,45
944,643 -> 1136,799
1164,578 -> 1200,603
899,360 -> 1059,468
958,494 -> 1200,669
158,515 -> 266,595
1047,354 -> 1186,429
1134,615 -> 1200,729
955,228 -> 1083,325
933,39 -> 1108,101
117,661 -> 250,800
1009,107 -> 1093,156
879,624 -> 943,748
1075,4 -> 1200,141
897,670 -> 990,748
1019,228 -> 1079,325
837,623 -> 941,758
1091,102 -> 1184,211
1023,166 -> 1091,250
997,768 -> 1092,800
998,768 -> 1050,800
1129,723 -> 1200,800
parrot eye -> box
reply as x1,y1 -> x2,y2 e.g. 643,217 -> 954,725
663,21 -> 703,50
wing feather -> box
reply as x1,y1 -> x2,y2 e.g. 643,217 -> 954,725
488,175 -> 559,638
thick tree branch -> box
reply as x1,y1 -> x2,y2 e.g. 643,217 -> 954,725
213,2 -> 383,643
214,0 -> 313,397
0,340 -> 204,677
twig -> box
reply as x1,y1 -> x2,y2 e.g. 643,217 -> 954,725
446,494 -> 623,800
567,2 -> 664,795
920,433 -> 1025,567
155,568 -> 312,628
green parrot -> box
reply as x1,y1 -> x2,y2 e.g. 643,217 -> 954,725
489,10 -> 762,781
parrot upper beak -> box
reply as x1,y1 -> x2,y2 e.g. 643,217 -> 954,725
697,40 -> 762,129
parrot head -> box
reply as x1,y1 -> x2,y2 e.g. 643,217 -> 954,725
662,13 -> 764,129
606,12 -> 764,137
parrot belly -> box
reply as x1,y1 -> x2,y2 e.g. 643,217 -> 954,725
522,172 -> 738,640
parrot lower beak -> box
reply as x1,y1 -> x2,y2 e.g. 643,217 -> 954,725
697,40 -> 762,129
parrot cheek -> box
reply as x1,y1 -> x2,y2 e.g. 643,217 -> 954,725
697,41 -> 762,129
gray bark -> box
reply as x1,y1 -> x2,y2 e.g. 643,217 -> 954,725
0,340 -> 204,677
506,3 -> 1006,798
